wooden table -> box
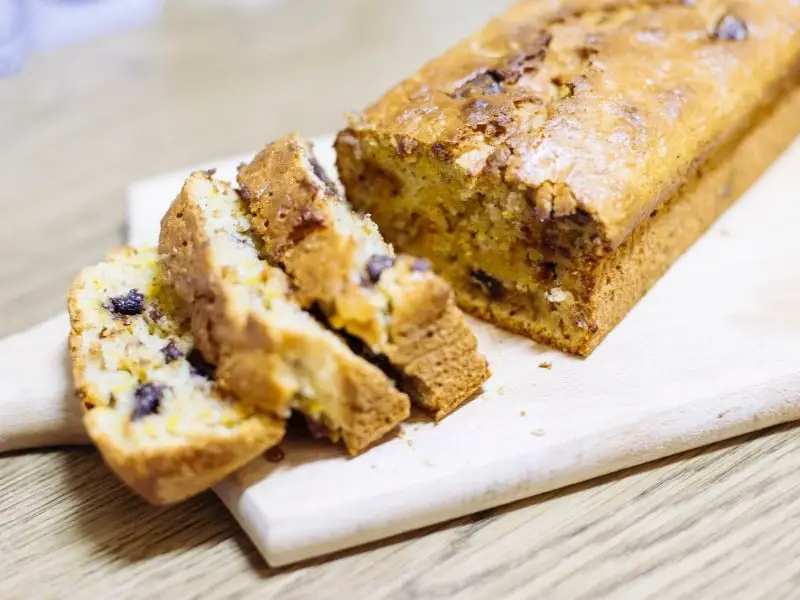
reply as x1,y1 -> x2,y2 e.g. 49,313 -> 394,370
1,2 -> 799,597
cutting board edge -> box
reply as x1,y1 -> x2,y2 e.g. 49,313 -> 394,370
217,369 -> 800,567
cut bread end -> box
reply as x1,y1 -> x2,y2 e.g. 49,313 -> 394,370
67,246 -> 284,504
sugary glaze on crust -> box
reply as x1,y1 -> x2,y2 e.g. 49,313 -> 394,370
336,0 -> 800,355
159,172 -> 410,454
237,134 -> 490,419
346,0 -> 800,243
67,246 -> 284,505
458,78 -> 800,355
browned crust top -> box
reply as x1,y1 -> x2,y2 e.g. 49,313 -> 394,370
348,0 -> 800,245
237,133 -> 333,264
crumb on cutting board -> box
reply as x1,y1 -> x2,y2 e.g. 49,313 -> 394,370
531,429 -> 546,437
265,446 -> 285,463
539,361 -> 552,370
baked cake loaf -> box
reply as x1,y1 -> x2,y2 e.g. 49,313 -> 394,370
336,1 -> 800,356
159,171 -> 410,454
67,246 -> 284,505
237,135 -> 490,419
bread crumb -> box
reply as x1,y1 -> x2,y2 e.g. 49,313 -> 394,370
539,361 -> 552,370
531,429 -> 546,437
520,410 -> 526,417
497,385 -> 506,396
406,439 -> 414,448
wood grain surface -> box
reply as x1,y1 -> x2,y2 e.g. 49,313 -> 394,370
1,2 -> 799,597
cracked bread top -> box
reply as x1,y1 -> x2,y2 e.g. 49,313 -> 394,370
346,0 -> 800,246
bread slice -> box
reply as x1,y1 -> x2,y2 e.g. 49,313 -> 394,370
159,171 -> 410,454
237,135 -> 490,419
67,246 -> 284,505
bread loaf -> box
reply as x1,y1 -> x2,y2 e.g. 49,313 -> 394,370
336,1 -> 800,355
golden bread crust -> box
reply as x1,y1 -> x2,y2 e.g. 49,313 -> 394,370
386,260 -> 490,418
83,410 -> 281,505
236,134 -> 333,264
238,135 -> 490,418
159,173 -> 410,454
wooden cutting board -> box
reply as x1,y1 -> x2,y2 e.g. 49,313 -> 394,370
8,133 -> 797,568
127,134 -> 800,566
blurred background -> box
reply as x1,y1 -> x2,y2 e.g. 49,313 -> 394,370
0,0 -> 515,336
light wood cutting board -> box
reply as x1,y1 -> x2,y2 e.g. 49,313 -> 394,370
2,134 -> 798,568
126,134 -> 800,566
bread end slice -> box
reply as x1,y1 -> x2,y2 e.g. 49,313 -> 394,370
68,246 -> 284,504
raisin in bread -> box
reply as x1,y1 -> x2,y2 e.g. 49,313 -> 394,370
67,246 -> 284,505
159,171 -> 410,454
335,2 -> 800,356
237,135 -> 490,419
